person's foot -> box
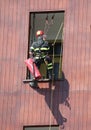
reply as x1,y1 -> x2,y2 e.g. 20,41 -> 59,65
29,80 -> 39,89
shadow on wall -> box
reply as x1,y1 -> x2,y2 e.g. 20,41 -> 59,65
33,72 -> 71,129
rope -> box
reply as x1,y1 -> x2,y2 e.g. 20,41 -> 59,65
49,22 -> 64,130
52,22 -> 63,46
59,41 -> 63,78
44,14 -> 55,35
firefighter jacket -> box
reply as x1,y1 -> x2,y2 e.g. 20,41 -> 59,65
30,37 -> 50,60
30,36 -> 53,71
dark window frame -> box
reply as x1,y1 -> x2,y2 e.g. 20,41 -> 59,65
23,125 -> 59,130
24,11 -> 65,83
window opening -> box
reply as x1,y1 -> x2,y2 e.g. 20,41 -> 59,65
26,11 -> 64,80
24,125 -> 59,130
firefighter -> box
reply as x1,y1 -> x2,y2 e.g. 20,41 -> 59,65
29,30 -> 53,80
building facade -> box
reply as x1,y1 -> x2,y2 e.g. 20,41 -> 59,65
0,0 -> 91,130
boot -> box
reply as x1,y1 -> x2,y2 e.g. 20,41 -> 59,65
29,79 -> 39,89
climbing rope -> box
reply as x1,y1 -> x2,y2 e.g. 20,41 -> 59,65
44,14 -> 55,35
49,22 -> 64,130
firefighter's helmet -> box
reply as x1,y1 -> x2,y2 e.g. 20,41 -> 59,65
36,30 -> 44,37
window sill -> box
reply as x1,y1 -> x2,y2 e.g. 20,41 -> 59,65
23,78 -> 64,84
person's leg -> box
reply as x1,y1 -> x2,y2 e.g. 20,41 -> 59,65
34,59 -> 41,69
44,56 -> 53,80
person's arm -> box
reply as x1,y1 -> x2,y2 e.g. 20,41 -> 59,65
29,44 -> 35,57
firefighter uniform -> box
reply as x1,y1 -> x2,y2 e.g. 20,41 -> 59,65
30,30 -> 53,79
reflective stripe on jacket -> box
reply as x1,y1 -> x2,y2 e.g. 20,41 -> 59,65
30,41 -> 49,59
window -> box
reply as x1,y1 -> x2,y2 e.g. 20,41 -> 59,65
26,11 -> 64,80
24,126 -> 59,130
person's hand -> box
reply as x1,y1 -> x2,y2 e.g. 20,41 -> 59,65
29,52 -> 34,58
